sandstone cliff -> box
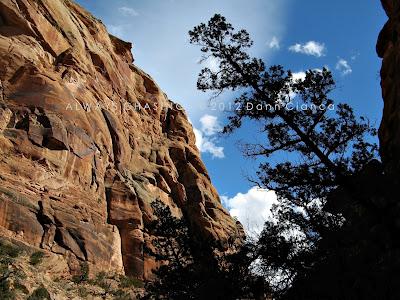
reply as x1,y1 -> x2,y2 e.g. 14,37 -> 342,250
0,0 -> 243,280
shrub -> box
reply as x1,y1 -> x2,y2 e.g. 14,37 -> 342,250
91,271 -> 111,291
119,275 -> 144,288
0,241 -> 21,258
112,289 -> 131,300
0,279 -> 16,300
27,285 -> 51,300
77,286 -> 89,298
14,280 -> 29,294
72,262 -> 89,284
94,271 -> 107,284
29,251 -> 45,266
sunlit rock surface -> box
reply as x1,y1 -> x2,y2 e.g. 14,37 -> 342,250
0,0 -> 243,279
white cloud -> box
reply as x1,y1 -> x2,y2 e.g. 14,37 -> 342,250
268,36 -> 280,50
288,69 -> 326,99
194,115 -> 224,158
193,127 -> 203,147
286,71 -> 307,99
106,24 -> 124,37
118,6 -> 139,17
201,139 -> 224,158
292,71 -> 306,81
105,1 -> 288,119
292,68 -> 325,81
200,114 -> 222,136
335,58 -> 352,76
222,187 -> 278,236
288,41 -> 326,57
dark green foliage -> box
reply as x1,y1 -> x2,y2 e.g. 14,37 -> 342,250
112,288 -> 131,300
0,241 -> 21,259
87,272 -> 141,298
0,278 -> 15,300
72,262 -> 89,284
189,14 -> 382,299
27,285 -> 51,300
92,271 -> 112,296
0,241 -> 22,299
118,275 -> 144,288
142,200 -> 258,300
94,271 -> 106,284
29,251 -> 44,266
189,14 -> 376,200
142,200 -> 196,299
77,286 -> 89,298
14,280 -> 29,294
282,163 -> 400,300
0,242 -> 48,299
146,200 -> 193,265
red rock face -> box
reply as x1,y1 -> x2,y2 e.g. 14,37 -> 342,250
377,0 -> 400,174
0,0 -> 243,279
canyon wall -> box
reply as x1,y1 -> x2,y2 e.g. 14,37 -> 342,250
377,0 -> 400,176
0,0 -> 243,279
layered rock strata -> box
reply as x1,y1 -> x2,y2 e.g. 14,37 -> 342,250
0,0 -> 243,279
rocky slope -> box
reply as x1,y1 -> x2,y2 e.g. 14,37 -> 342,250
0,0 -> 243,280
0,238 -> 144,299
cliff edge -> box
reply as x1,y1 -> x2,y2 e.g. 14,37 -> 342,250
0,0 -> 243,280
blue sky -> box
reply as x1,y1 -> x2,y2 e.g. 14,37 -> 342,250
76,0 -> 387,232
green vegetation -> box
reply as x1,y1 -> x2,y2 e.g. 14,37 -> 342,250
77,286 -> 89,298
183,12 -> 399,300
29,251 -> 45,266
14,281 -> 29,294
119,275 -> 144,289
93,271 -> 107,285
0,240 -> 21,259
27,285 -> 51,300
85,271 -> 139,299
0,279 -> 15,300
112,289 -> 131,300
72,262 -> 89,284
92,271 -> 112,293
0,241 -> 23,299
142,200 -> 257,299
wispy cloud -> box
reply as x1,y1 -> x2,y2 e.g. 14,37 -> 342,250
268,36 -> 280,50
336,58 -> 352,76
193,115 -> 224,158
200,114 -> 222,136
289,41 -> 326,57
201,56 -> 219,72
118,6 -> 139,17
221,187 -> 278,235
351,54 -> 359,61
106,24 -> 124,37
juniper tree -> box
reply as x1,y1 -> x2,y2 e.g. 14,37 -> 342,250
189,14 -> 377,297
142,200 -> 195,300
143,200 -> 260,300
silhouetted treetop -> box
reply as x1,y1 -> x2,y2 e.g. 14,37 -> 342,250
189,14 -> 377,203
190,14 -> 379,297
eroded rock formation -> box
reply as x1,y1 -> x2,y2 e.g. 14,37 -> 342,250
0,0 -> 243,279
